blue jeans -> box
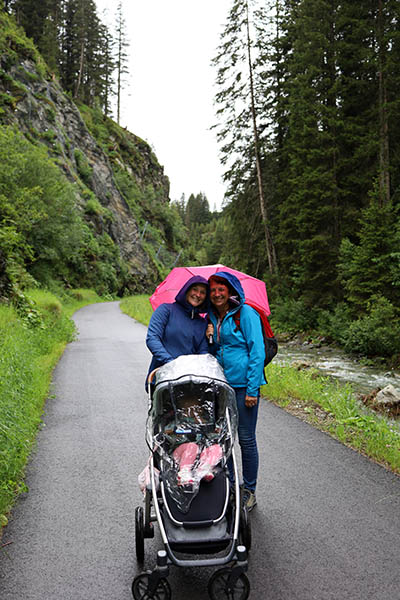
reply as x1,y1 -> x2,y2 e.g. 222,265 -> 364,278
228,387 -> 259,492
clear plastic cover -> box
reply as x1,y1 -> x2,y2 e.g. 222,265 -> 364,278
146,354 -> 237,513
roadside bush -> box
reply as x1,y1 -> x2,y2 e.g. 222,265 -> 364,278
272,297 -> 320,333
343,296 -> 400,357
317,303 -> 353,345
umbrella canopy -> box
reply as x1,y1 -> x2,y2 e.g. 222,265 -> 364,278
149,264 -> 270,316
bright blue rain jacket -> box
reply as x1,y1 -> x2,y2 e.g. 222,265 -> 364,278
145,275 -> 209,388
208,272 -> 265,396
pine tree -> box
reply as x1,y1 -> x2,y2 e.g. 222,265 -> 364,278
270,0 -> 342,306
12,0 -> 51,46
338,189 -> 400,310
213,0 -> 277,274
99,21 -> 115,117
115,1 -> 129,124
185,193 -> 211,233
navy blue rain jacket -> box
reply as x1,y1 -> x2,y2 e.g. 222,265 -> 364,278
145,275 -> 209,388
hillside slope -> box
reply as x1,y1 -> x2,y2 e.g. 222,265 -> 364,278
0,13 -> 175,295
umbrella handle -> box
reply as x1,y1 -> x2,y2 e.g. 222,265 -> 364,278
147,368 -> 159,386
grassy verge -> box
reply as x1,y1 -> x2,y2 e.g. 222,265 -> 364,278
120,294 -> 153,325
262,363 -> 400,474
121,295 -> 400,476
0,288 -> 103,530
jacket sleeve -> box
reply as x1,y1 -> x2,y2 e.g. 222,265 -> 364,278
239,305 -> 266,396
146,304 -> 174,365
197,328 -> 210,355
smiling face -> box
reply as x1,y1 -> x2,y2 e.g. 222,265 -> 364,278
209,280 -> 230,315
186,284 -> 207,307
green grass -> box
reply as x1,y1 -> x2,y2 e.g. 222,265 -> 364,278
262,363 -> 400,474
0,288 -> 103,529
120,294 -> 153,325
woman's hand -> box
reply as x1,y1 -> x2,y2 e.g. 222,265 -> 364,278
245,395 -> 258,408
206,323 -> 214,345
206,324 -> 214,338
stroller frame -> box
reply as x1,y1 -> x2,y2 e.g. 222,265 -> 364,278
132,356 -> 251,600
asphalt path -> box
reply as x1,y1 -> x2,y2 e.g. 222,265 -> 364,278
1,301 -> 400,600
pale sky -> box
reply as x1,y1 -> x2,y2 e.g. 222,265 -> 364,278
95,0 -> 232,211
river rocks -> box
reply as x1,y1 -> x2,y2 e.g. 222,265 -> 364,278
291,360 -> 313,370
375,385 -> 400,406
361,385 -> 400,418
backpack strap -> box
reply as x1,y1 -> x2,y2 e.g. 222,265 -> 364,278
233,307 -> 241,332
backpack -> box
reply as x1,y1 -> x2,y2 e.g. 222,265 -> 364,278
233,301 -> 278,367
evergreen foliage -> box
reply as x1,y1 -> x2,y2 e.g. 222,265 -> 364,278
211,0 -> 400,360
8,0 -> 126,115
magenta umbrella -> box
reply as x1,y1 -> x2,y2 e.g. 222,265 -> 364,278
149,264 -> 270,316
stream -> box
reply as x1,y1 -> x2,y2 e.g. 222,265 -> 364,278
275,341 -> 400,395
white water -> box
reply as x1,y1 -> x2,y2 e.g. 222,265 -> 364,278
276,342 -> 400,395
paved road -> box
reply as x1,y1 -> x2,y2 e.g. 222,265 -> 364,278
1,302 -> 400,600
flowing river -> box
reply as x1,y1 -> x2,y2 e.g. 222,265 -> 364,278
275,341 -> 400,395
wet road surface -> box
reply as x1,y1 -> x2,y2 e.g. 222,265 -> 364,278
1,302 -> 399,599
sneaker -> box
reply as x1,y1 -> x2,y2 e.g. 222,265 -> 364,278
242,488 -> 257,512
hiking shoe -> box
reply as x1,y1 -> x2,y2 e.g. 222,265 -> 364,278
242,489 -> 257,512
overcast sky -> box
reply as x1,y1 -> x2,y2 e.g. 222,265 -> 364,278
95,0 -> 232,211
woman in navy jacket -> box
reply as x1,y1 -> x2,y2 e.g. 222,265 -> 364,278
145,275 -> 209,388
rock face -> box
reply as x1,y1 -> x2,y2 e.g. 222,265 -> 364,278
0,53 -> 170,291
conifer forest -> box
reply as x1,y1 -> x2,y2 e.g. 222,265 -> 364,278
1,0 -> 400,362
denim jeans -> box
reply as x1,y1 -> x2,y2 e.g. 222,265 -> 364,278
228,387 -> 259,492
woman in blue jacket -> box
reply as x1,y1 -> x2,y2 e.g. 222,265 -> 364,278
207,272 -> 265,512
146,275 -> 209,388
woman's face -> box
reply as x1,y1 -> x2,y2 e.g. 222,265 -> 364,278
186,284 -> 207,307
210,281 -> 230,313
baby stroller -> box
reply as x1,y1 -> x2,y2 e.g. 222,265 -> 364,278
132,354 -> 252,600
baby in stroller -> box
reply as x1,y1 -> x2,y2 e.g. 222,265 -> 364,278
165,391 -> 223,488
149,356 -> 235,512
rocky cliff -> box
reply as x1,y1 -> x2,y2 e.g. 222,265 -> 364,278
0,15 -> 172,293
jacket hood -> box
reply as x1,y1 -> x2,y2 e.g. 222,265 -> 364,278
175,275 -> 209,313
209,271 -> 245,305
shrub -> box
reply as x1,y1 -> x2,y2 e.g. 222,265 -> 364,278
343,296 -> 400,357
74,148 -> 93,184
317,303 -> 353,345
272,297 -> 320,333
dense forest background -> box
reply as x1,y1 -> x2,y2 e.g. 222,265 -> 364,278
1,0 -> 400,363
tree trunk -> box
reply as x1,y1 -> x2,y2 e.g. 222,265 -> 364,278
246,2 -> 277,273
378,0 -> 390,205
74,40 -> 85,99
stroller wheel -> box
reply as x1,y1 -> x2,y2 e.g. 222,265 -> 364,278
135,506 -> 145,563
208,567 -> 250,600
239,507 -> 252,552
132,573 -> 171,600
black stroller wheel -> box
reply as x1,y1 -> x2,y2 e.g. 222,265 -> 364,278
239,507 -> 252,552
208,567 -> 250,600
135,506 -> 145,563
132,573 -> 171,600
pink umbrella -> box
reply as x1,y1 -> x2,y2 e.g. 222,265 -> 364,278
149,264 -> 270,315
